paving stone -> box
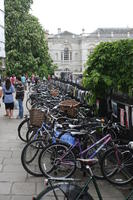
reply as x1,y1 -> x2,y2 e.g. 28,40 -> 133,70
12,150 -> 22,158
0,172 -> 26,182
3,164 -> 25,172
26,176 -> 44,183
0,182 -> 12,194
0,150 -> 12,158
0,195 -> 10,200
11,195 -> 32,200
0,158 -> 3,164
3,158 -> 21,165
11,182 -> 36,195
0,165 -> 3,172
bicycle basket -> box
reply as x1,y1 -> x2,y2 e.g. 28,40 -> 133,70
29,109 -> 46,127
50,89 -> 59,97
59,99 -> 80,118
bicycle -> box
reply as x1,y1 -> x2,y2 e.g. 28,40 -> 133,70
39,131 -> 133,185
38,133 -> 113,179
32,158 -> 133,200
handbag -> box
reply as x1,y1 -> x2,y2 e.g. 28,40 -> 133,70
14,100 -> 19,110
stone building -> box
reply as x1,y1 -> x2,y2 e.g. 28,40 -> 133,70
0,0 -> 5,71
47,28 -> 133,78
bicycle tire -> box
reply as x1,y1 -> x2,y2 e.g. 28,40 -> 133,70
26,127 -> 50,147
26,98 -> 33,111
39,142 -> 76,178
21,139 -> 45,176
101,146 -> 133,185
26,127 -> 40,142
34,183 -> 94,200
18,118 -> 30,142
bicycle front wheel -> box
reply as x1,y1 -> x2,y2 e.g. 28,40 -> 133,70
101,146 -> 133,185
34,183 -> 94,200
18,118 -> 30,142
21,139 -> 45,176
39,142 -> 76,178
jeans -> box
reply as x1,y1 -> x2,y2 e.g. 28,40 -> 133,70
18,99 -> 23,118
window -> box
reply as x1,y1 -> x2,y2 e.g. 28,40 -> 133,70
61,48 -> 72,61
61,52 -> 63,60
56,53 -> 58,60
89,48 -> 94,54
70,51 -> 72,60
64,47 -> 69,60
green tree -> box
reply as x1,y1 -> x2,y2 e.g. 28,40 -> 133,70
5,0 -> 53,77
83,39 -> 133,103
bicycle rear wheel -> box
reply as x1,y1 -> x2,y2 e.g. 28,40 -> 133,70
39,142 -> 76,178
101,146 -> 133,185
34,183 -> 94,200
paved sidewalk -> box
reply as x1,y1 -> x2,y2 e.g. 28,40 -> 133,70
0,99 -> 129,200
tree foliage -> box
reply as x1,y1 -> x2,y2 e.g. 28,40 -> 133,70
83,39 -> 133,103
5,0 -> 54,77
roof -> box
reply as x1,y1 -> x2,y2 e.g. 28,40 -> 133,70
54,31 -> 78,37
92,28 -> 133,34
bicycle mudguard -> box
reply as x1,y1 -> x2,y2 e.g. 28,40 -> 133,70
59,184 -> 91,200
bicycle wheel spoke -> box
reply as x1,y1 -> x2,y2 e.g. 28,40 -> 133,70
39,143 -> 76,178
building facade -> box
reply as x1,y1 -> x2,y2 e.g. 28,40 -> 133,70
0,0 -> 5,70
48,28 -> 133,78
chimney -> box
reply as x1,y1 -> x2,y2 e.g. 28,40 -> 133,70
57,28 -> 61,34
82,28 -> 85,33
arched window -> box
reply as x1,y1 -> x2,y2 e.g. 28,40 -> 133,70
89,47 -> 94,54
61,48 -> 72,61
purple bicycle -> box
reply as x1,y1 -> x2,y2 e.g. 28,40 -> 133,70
38,132 -> 113,179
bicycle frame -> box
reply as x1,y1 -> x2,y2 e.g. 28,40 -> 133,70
32,122 -> 51,140
58,134 -> 112,162
80,134 -> 112,159
74,165 -> 103,200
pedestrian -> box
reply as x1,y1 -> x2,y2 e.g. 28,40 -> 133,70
21,74 -> 26,90
35,75 -> 40,85
10,74 -> 16,86
48,74 -> 51,81
31,74 -> 35,84
2,78 -> 15,118
15,77 -> 24,119
0,79 -> 3,107
27,77 -> 31,87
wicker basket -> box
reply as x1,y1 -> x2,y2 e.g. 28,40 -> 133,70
29,109 -> 46,127
59,99 -> 80,118
50,89 -> 59,97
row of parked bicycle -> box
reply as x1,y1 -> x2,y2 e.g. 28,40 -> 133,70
17,80 -> 133,200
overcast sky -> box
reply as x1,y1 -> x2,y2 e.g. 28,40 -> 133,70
31,0 -> 133,34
